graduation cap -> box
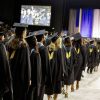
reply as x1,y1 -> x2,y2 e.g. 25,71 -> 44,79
29,29 -> 46,36
13,23 -> 28,37
0,21 -> 4,25
0,31 -> 5,36
25,32 -> 37,48
89,39 -> 94,44
35,29 -> 46,36
51,33 -> 59,43
64,36 -> 70,43
10,28 -> 16,33
13,23 -> 28,28
45,35 -> 52,46
64,36 -> 70,40
72,33 -> 81,41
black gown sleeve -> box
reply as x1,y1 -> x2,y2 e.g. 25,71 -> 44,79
39,46 -> 52,86
81,46 -> 87,71
11,45 -> 31,92
19,46 -> 31,91
0,44 -> 12,97
30,51 -> 41,88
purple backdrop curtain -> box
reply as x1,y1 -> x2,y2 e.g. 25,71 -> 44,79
80,9 -> 93,38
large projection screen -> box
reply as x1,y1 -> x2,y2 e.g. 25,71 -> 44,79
20,5 -> 51,26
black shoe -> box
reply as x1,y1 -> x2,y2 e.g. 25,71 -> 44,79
82,74 -> 84,77
62,89 -> 65,94
65,92 -> 68,98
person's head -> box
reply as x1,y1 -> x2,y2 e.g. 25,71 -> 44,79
13,23 -> 28,39
72,33 -> 82,47
21,8 -> 24,15
15,27 -> 27,39
0,32 -> 5,41
44,31 -> 48,37
49,42 -> 55,51
74,39 -> 82,48
47,13 -> 50,17
90,40 -> 94,45
36,30 -> 46,43
26,35 -> 37,49
51,33 -> 61,48
64,37 -> 71,46
27,9 -> 31,15
56,37 -> 62,48
36,34 -> 45,43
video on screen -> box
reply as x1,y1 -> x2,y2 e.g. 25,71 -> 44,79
20,5 -> 51,26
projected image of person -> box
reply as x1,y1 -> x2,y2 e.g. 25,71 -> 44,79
31,7 -> 36,24
20,8 -> 27,24
26,9 -> 33,25
39,13 -> 47,25
35,12 -> 41,25
47,13 -> 51,25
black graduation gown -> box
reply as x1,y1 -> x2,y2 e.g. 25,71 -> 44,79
96,49 -> 100,66
75,45 -> 87,81
38,45 -> 51,100
52,48 -> 64,94
84,45 -> 88,68
80,45 -> 87,71
87,45 -> 96,69
27,49 -> 41,100
0,43 -> 12,99
74,46 -> 83,81
10,42 -> 31,100
64,46 -> 75,85
94,46 -> 98,67
45,50 -> 54,95
62,44 -> 68,83
98,48 -> 100,64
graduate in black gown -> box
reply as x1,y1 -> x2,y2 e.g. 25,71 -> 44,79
8,23 -> 31,100
36,30 -> 52,100
43,36 -> 55,100
63,36 -> 76,98
50,34 -> 64,100
96,41 -> 100,71
61,39 -> 68,95
26,33 -> 42,100
87,40 -> 97,74
93,41 -> 98,72
72,33 -> 85,90
0,31 -> 12,100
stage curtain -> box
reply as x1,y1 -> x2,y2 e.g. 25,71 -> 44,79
80,9 -> 93,38
68,9 -> 80,35
92,9 -> 100,38
68,9 -> 77,34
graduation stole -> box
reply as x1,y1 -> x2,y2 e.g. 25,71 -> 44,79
89,48 -> 93,53
48,52 -> 54,60
3,45 -> 9,59
75,48 -> 80,54
10,51 -> 16,59
66,51 -> 71,59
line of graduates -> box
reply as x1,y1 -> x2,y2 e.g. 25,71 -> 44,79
0,22 -> 100,100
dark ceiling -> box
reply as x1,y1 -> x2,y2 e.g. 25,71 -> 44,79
0,0 -> 100,31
